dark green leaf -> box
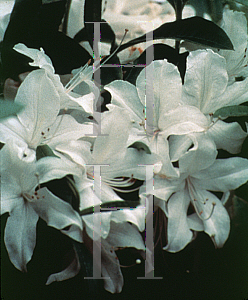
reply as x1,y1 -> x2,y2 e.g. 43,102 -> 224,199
79,200 -> 140,216
213,105 -> 248,118
117,16 -> 233,54
0,100 -> 23,119
128,142 -> 152,154
1,0 -> 91,79
36,144 -> 59,160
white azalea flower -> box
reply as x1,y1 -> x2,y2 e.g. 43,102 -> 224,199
182,49 -> 248,154
56,106 -> 157,238
0,67 -> 93,160
0,141 -> 83,272
218,7 -> 248,82
182,8 -> 248,83
105,59 -> 211,178
142,155 -> 248,252
13,43 -> 99,115
46,107 -> 154,291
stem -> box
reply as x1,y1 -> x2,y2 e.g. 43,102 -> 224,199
175,0 -> 182,54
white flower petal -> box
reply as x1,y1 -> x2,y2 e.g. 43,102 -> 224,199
183,50 -> 228,114
45,115 -> 93,149
33,188 -> 83,242
136,60 -> 182,129
15,69 -> 60,147
144,174 -> 182,202
55,140 -> 92,166
178,133 -> 217,174
219,8 -> 248,79
187,213 -> 204,231
151,134 -> 179,178
92,107 -> 132,164
200,191 -> 230,248
4,201 -> 39,271
36,156 -> 82,185
46,250 -> 80,285
215,77 -> 248,109
139,59 -> 182,107
191,157 -> 248,192
0,117 -> 28,145
169,135 -> 192,162
14,43 -> 54,73
102,222 -> 146,293
102,147 -> 161,180
163,191 -> 193,252
207,120 -> 248,154
159,105 -> 209,135
105,80 -> 144,121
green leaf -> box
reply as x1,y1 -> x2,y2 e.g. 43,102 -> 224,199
117,16 -> 233,54
128,142 -> 152,154
213,105 -> 248,119
0,100 -> 23,119
79,200 -> 140,216
36,144 -> 59,160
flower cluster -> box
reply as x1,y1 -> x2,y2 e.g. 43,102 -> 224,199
1,1 -> 248,295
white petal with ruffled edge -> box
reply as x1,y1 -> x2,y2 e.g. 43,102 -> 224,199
182,50 -> 228,114
13,43 -> 54,73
